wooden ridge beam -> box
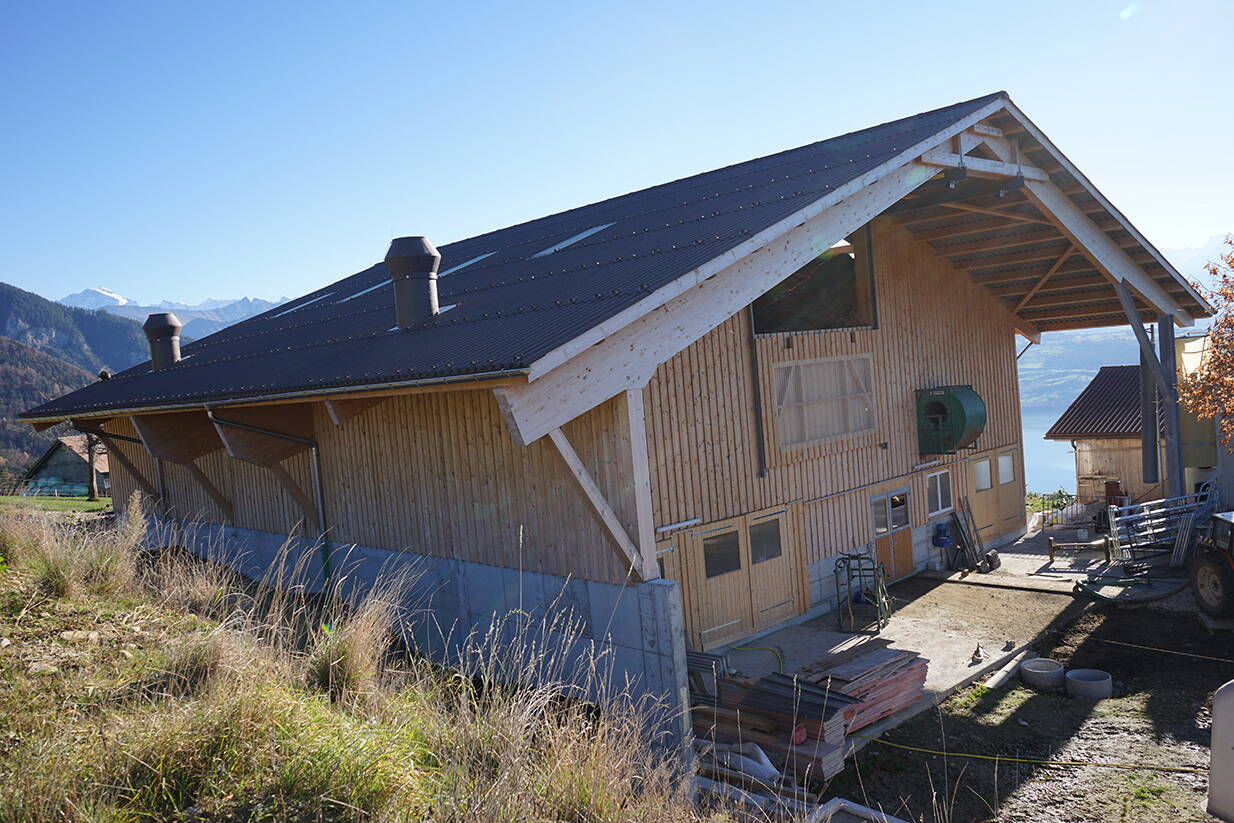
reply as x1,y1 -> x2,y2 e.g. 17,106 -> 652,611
547,427 -> 648,581
918,148 -> 1050,181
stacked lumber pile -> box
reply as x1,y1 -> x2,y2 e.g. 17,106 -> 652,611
799,646 -> 929,732
693,674 -> 855,782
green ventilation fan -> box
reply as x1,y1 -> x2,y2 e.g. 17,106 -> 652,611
916,386 -> 987,455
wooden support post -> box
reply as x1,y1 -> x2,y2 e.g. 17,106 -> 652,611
186,461 -> 234,519
547,427 -> 646,581
1140,344 -> 1160,486
624,388 -> 659,580
1115,280 -> 1172,392
1158,316 -> 1184,498
268,462 -> 318,530
105,438 -> 158,500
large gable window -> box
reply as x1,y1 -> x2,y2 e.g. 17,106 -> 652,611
752,226 -> 875,334
773,355 -> 875,448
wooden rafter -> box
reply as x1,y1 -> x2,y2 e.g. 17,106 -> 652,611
1013,243 -> 1076,313
547,427 -> 647,581
939,202 -> 1053,226
956,244 -> 1075,270
935,227 -> 1062,256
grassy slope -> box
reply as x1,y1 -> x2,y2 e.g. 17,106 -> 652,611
0,496 -> 111,513
0,511 -> 725,823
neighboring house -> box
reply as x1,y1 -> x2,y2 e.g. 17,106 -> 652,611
20,92 -> 1210,734
23,435 -> 109,497
1047,334 -> 1231,506
1044,366 -> 1167,503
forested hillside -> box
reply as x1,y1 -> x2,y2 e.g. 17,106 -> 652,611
0,337 -> 93,473
0,282 -> 147,373
0,282 -> 148,477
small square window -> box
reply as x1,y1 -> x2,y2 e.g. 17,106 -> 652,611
973,459 -> 992,492
927,470 -> 953,515
998,453 -> 1016,485
703,531 -> 741,578
750,519 -> 783,564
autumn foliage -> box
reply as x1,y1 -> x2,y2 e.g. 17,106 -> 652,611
1178,236 -> 1234,445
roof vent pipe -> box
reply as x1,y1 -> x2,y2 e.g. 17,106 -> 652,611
143,313 -> 183,370
385,236 -> 441,329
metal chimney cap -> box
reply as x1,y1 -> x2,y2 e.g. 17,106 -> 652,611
385,236 -> 441,280
143,312 -> 183,339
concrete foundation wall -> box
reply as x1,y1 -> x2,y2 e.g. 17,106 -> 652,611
152,519 -> 690,745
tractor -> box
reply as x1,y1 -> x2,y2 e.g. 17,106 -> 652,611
1192,511 -> 1234,618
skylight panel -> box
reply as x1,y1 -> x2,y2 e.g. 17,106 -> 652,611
531,223 -> 615,258
338,281 -> 388,304
271,292 -> 335,318
439,252 -> 495,277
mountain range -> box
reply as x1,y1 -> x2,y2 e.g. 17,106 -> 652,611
60,287 -> 288,339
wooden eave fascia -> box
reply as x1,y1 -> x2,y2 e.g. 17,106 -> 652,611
994,99 -> 1210,321
19,373 -> 527,426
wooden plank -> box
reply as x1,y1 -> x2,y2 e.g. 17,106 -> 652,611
547,427 -> 646,581
935,227 -> 1062,256
131,410 -> 224,463
210,403 -> 315,465
323,397 -> 385,425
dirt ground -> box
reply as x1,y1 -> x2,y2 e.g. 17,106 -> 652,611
826,581 -> 1230,822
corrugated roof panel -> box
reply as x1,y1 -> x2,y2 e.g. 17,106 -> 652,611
1044,365 -> 1150,439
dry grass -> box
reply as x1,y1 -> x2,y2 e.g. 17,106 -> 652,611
0,500 -> 742,823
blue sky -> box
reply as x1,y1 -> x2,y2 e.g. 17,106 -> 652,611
3,1 -> 1231,305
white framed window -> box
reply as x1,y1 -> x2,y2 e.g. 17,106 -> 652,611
998,451 -> 1016,485
927,470 -> 953,515
773,355 -> 875,448
973,458 -> 993,492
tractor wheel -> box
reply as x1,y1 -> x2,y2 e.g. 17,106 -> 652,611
1191,552 -> 1234,618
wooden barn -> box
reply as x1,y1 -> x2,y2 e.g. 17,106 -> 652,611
22,435 -> 109,498
1048,334 -> 1230,506
21,92 -> 1209,726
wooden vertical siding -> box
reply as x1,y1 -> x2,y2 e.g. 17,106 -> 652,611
108,392 -> 636,584
1074,437 -> 1165,502
645,216 -> 1026,567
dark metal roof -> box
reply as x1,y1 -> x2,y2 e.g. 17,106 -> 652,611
25,93 -> 1008,420
1045,365 -> 1150,439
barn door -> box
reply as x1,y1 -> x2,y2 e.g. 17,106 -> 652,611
688,522 -> 755,650
969,455 -> 999,538
747,508 -> 800,631
871,490 -> 913,581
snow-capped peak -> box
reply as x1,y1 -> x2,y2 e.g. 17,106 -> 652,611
59,287 -> 133,309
